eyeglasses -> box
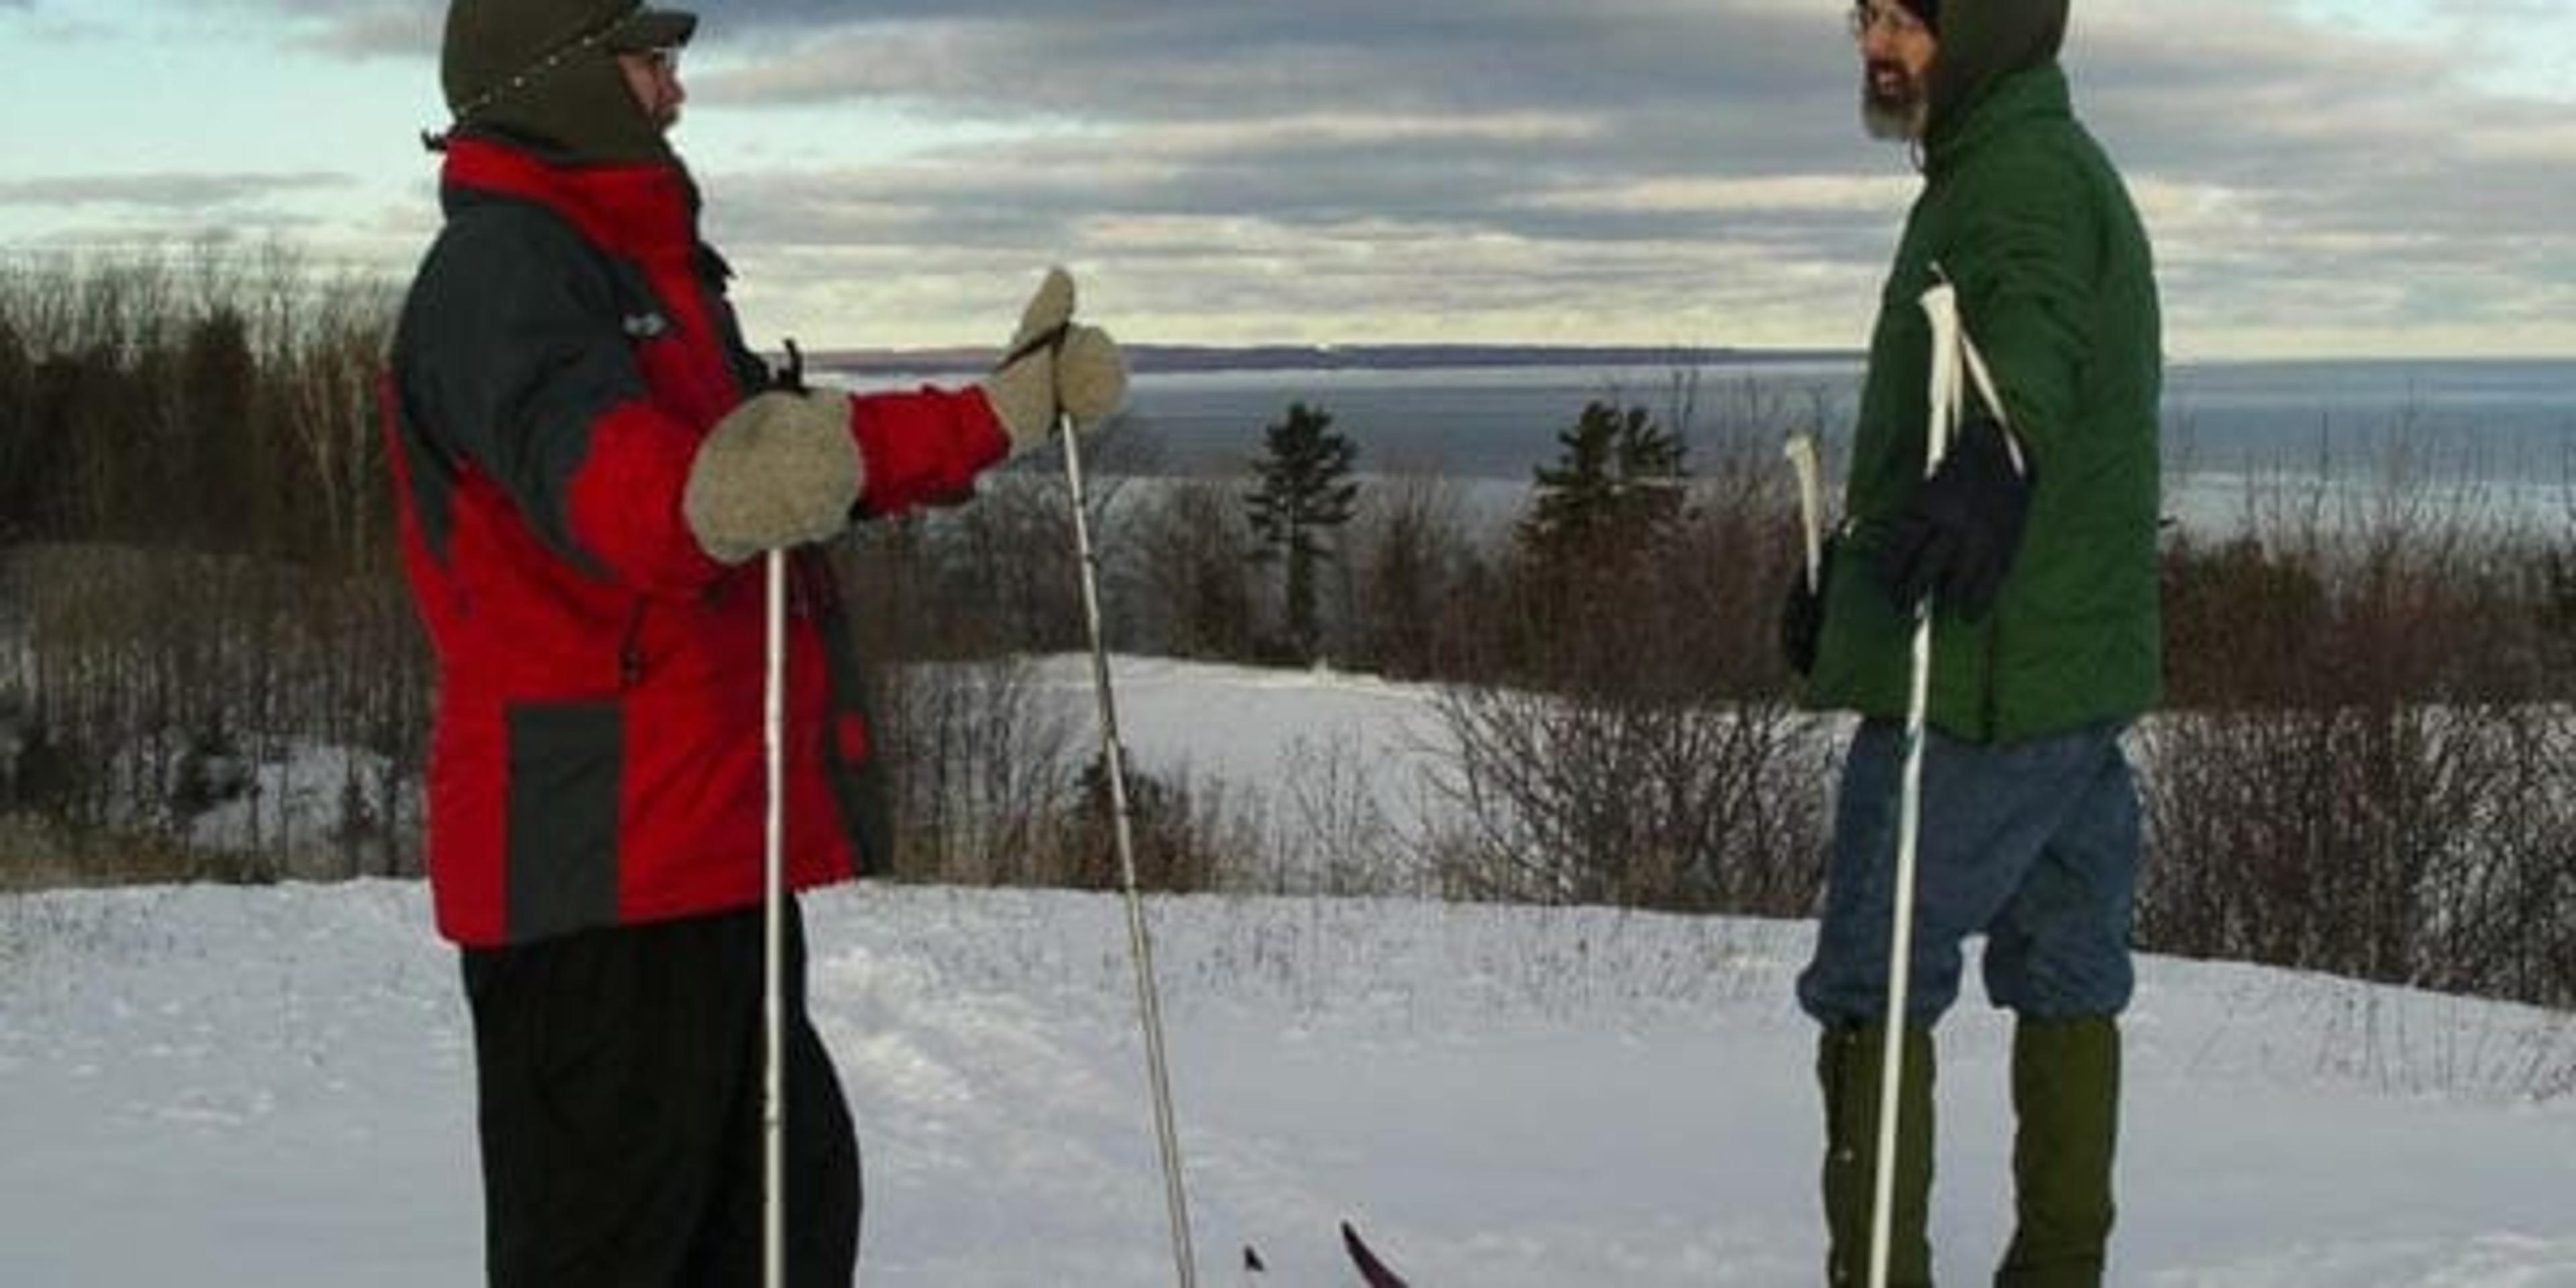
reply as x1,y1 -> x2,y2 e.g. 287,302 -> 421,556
634,45 -> 681,74
1847,3 -> 1928,40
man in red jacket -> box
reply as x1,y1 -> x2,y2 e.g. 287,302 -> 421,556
386,3 -> 1126,1283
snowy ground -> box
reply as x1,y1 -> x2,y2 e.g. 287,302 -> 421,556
3,883 -> 2572,1286
3,660 -> 2575,1286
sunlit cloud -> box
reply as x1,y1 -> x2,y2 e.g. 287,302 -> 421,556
5,0 -> 2569,354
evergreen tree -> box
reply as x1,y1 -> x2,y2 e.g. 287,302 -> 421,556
1244,400 -> 1360,659
1519,399 -> 1688,570
1136,480 -> 1258,661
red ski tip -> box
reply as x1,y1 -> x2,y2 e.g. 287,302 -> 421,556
1340,1220 -> 1411,1288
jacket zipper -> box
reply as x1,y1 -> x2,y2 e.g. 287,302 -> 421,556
618,601 -> 647,690
1980,611 -> 2003,743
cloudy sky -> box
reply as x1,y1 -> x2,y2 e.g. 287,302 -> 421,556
3,0 -> 2571,359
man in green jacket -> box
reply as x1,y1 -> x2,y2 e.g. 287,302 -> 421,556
1784,1 -> 2161,1283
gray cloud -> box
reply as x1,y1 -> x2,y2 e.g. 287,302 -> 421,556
213,0 -> 429,56
678,1 -> 1896,340
299,7 -> 437,58
227,0 -> 2576,353
0,173 -> 351,209
698,2 -> 1842,143
2060,7 -> 2576,351
692,1 -> 2573,351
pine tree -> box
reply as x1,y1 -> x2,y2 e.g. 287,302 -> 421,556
1519,399 -> 1688,570
1244,400 -> 1360,660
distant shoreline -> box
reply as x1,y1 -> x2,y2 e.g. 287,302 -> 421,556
802,345 -> 2574,379
806,343 -> 1864,378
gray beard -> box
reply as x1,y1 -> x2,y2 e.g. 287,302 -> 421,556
1862,87 -> 1927,141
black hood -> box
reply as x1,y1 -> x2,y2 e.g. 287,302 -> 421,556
1927,0 -> 2069,138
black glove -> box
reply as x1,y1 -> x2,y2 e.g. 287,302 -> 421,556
1877,414 -> 2033,621
1779,539 -> 1835,677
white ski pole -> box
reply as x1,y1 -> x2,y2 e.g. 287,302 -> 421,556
1784,431 -> 1825,593
1061,409 -> 1199,1288
1868,280 -> 1968,1288
761,547 -> 789,1288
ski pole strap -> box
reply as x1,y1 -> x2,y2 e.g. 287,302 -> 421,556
771,337 -> 808,394
995,319 -> 1073,372
1920,263 -> 2028,480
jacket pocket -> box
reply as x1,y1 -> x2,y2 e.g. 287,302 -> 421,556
503,700 -> 624,942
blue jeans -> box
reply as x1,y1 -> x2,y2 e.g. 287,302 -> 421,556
1797,719 -> 2140,1026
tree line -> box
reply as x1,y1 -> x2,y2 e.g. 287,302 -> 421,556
0,248 -> 2568,1012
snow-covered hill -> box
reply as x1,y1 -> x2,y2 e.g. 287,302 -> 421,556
5,881 -> 2573,1285
2,659 -> 2572,1285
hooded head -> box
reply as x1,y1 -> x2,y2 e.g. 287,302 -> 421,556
441,0 -> 697,164
1856,0 -> 2067,144
1856,0 -> 1940,141
1924,0 -> 2068,139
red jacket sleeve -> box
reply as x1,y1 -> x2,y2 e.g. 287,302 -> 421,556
564,396 -> 731,592
847,386 -> 1013,515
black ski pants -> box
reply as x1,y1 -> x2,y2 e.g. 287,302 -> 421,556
461,898 -> 861,1287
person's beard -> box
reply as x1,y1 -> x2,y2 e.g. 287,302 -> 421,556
1862,59 -> 1929,141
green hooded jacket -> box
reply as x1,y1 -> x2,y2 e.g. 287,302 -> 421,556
1807,0 -> 2163,745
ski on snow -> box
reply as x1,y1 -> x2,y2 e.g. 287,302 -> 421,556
1238,1220 -> 1411,1287
1340,1220 -> 1409,1287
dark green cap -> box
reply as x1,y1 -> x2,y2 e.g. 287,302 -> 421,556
441,0 -> 697,164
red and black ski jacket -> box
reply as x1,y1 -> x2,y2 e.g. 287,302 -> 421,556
385,135 -> 1009,946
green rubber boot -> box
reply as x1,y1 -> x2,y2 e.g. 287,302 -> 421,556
1994,1016 -> 2121,1287
1819,1024 -> 1935,1287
